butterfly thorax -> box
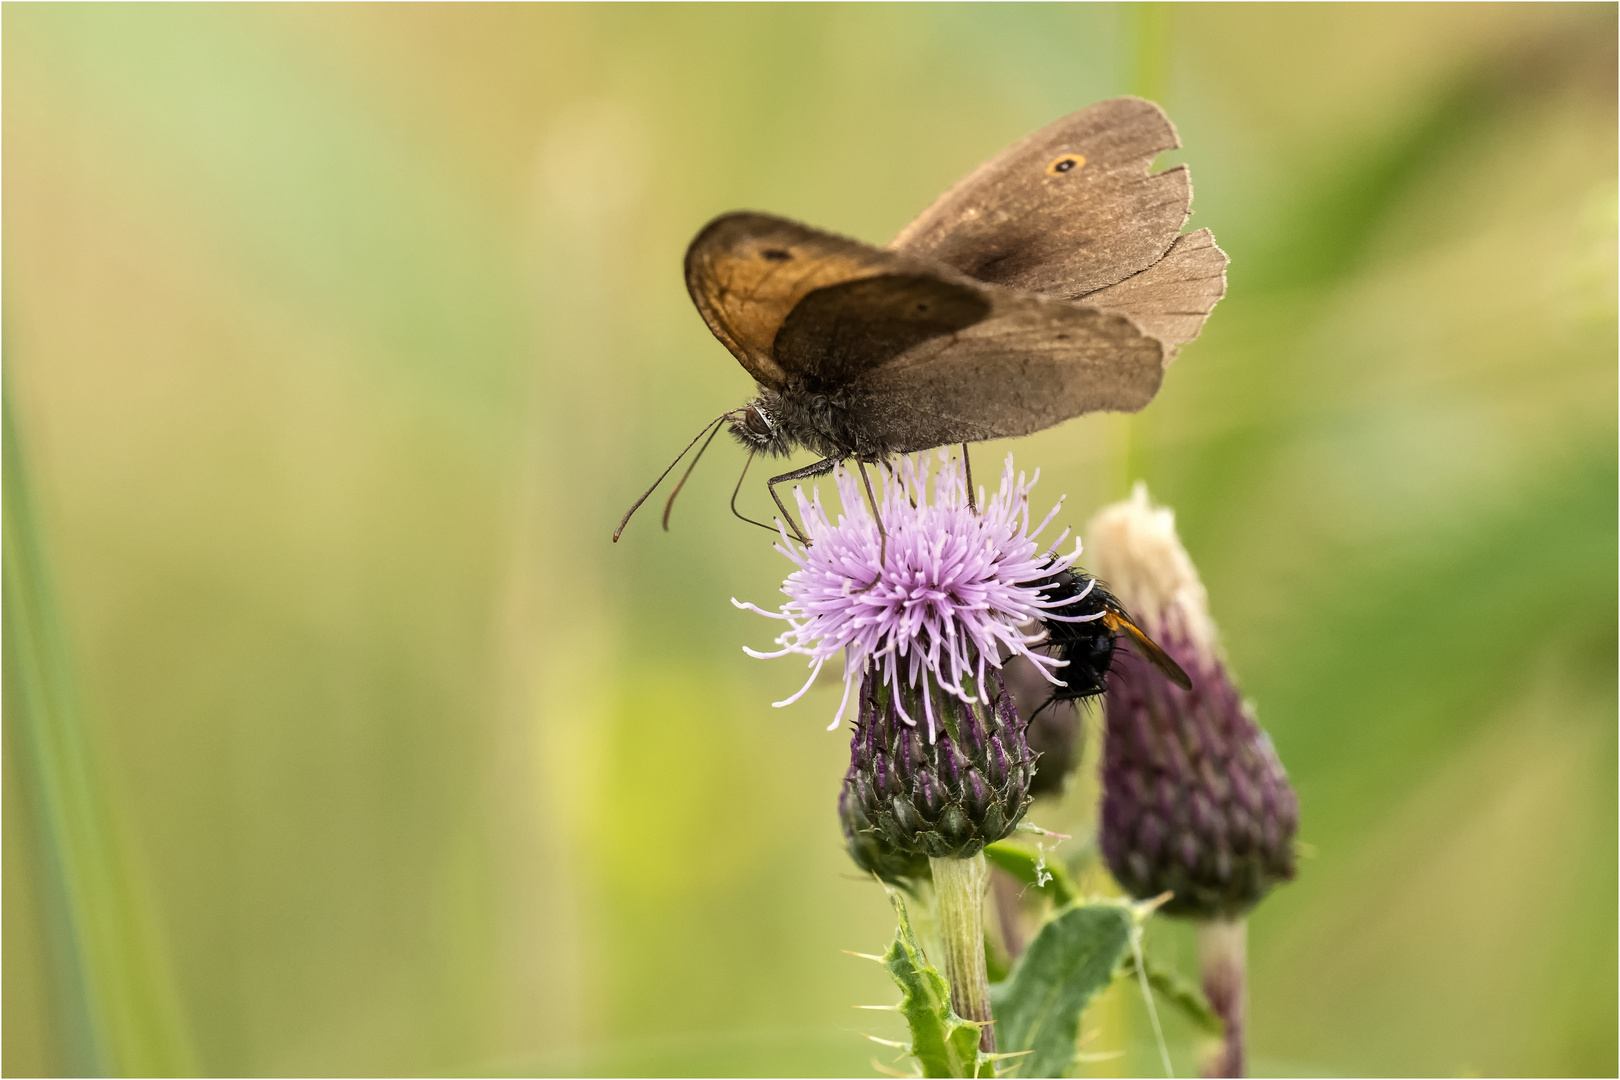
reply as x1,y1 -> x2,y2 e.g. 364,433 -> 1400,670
728,385 -> 895,463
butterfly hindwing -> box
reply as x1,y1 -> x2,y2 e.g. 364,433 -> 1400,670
771,273 -> 993,386
846,291 -> 1166,451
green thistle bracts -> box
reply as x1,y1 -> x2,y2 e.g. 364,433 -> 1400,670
842,666 -> 1034,864
838,772 -> 932,887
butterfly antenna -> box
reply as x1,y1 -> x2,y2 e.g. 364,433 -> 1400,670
613,411 -> 731,542
729,448 -> 780,537
661,414 -> 727,530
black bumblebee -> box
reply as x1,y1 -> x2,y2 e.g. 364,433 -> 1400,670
1031,566 -> 1192,711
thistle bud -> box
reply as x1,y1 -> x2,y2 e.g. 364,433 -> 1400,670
838,764 -> 931,887
1099,639 -> 1297,918
1087,485 -> 1298,920
840,665 -> 1034,862
1002,652 -> 1082,798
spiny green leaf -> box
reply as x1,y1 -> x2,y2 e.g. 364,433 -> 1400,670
983,840 -> 1077,908
882,890 -> 994,1078
989,902 -> 1134,1078
1120,951 -> 1224,1035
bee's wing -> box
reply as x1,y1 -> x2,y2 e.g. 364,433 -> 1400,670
1102,610 -> 1193,690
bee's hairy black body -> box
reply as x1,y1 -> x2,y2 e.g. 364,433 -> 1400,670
1033,567 -> 1122,707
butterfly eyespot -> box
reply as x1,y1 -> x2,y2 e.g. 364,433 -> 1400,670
761,248 -> 792,261
1045,153 -> 1085,176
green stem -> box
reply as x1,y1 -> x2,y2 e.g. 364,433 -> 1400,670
929,853 -> 994,1054
1197,917 -> 1247,1077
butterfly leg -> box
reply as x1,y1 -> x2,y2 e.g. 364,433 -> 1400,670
766,456 -> 842,545
961,443 -> 978,514
880,459 -> 917,509
856,459 -> 889,578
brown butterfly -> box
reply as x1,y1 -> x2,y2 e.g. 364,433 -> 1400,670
614,97 -> 1227,542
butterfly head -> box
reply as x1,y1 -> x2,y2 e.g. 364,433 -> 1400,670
728,393 -> 794,458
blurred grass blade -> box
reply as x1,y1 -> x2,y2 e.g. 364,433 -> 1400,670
990,902 -> 1134,1078
3,386 -> 193,1075
1120,952 -> 1223,1035
1128,2 -> 1170,103
1249,22 -> 1617,292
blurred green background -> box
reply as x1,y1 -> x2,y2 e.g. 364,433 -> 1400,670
4,4 -> 1615,1076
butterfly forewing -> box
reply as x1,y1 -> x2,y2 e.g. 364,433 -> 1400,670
684,212 -> 937,389
772,274 -> 993,386
890,98 -> 1191,300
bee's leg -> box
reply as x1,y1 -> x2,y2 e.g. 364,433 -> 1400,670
856,459 -> 888,577
766,456 -> 841,545
961,443 -> 978,515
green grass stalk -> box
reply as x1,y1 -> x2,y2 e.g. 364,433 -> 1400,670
3,387 -> 193,1075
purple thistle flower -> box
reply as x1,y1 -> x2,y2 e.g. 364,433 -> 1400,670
735,450 -> 1093,740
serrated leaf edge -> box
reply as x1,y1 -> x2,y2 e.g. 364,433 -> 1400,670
880,886 -> 998,1078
